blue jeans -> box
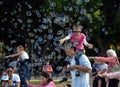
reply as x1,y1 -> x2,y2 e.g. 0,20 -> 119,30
17,59 -> 31,87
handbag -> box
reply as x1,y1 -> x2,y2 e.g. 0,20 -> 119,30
110,57 -> 120,73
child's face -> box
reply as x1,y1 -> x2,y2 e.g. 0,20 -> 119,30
46,61 -> 49,65
73,26 -> 82,34
8,80 -> 13,86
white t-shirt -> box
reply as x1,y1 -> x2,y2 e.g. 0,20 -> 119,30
20,52 -> 29,60
7,74 -> 20,86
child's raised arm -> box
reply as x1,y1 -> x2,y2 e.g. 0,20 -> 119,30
59,34 -> 71,44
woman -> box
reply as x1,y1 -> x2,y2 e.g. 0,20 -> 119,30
5,45 -> 31,87
89,49 -> 119,87
26,72 -> 56,87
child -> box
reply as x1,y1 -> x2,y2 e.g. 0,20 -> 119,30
59,24 -> 93,76
7,78 -> 16,87
92,61 -> 108,87
59,24 -> 93,50
42,60 -> 53,78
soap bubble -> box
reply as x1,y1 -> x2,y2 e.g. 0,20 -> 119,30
38,36 -> 43,42
47,34 -> 53,40
26,10 -> 32,16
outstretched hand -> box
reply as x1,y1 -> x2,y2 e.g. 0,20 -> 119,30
4,55 -> 10,59
59,39 -> 65,44
4,55 -> 14,59
88,44 -> 94,49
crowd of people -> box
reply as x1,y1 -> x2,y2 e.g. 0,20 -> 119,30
0,24 -> 120,87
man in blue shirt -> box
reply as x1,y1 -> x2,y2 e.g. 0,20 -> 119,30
65,46 -> 92,87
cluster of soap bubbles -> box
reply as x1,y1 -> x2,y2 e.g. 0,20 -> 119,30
0,0 -> 106,74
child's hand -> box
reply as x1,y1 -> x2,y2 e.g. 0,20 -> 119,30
59,39 -> 65,44
88,44 -> 94,49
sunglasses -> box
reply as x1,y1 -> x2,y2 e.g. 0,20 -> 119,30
73,30 -> 81,32
7,70 -> 12,73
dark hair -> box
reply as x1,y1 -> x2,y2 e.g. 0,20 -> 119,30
7,66 -> 14,69
66,44 -> 76,52
71,46 -> 76,51
41,72 -> 52,83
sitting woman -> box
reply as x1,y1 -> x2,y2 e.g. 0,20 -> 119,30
26,72 -> 56,87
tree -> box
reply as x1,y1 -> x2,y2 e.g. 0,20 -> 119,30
0,0 -> 120,74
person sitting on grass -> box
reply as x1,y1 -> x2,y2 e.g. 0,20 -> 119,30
26,72 -> 56,87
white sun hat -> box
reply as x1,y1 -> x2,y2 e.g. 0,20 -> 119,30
1,75 -> 9,81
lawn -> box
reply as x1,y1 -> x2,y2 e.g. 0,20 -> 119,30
30,80 -> 71,85
0,80 -> 71,87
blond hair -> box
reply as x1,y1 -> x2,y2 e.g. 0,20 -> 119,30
17,45 -> 24,51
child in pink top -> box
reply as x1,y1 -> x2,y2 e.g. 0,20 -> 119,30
59,24 -> 93,76
26,72 -> 56,87
59,24 -> 93,50
42,61 -> 53,78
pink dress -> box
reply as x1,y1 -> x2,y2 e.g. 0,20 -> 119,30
71,33 -> 86,51
28,81 -> 56,87
96,57 -> 119,73
106,71 -> 120,79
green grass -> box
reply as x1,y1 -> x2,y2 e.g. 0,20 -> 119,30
0,80 -> 71,87
30,80 -> 71,85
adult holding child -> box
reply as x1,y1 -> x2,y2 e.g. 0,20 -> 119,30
65,45 -> 92,87
89,49 -> 120,87
59,24 -> 93,76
